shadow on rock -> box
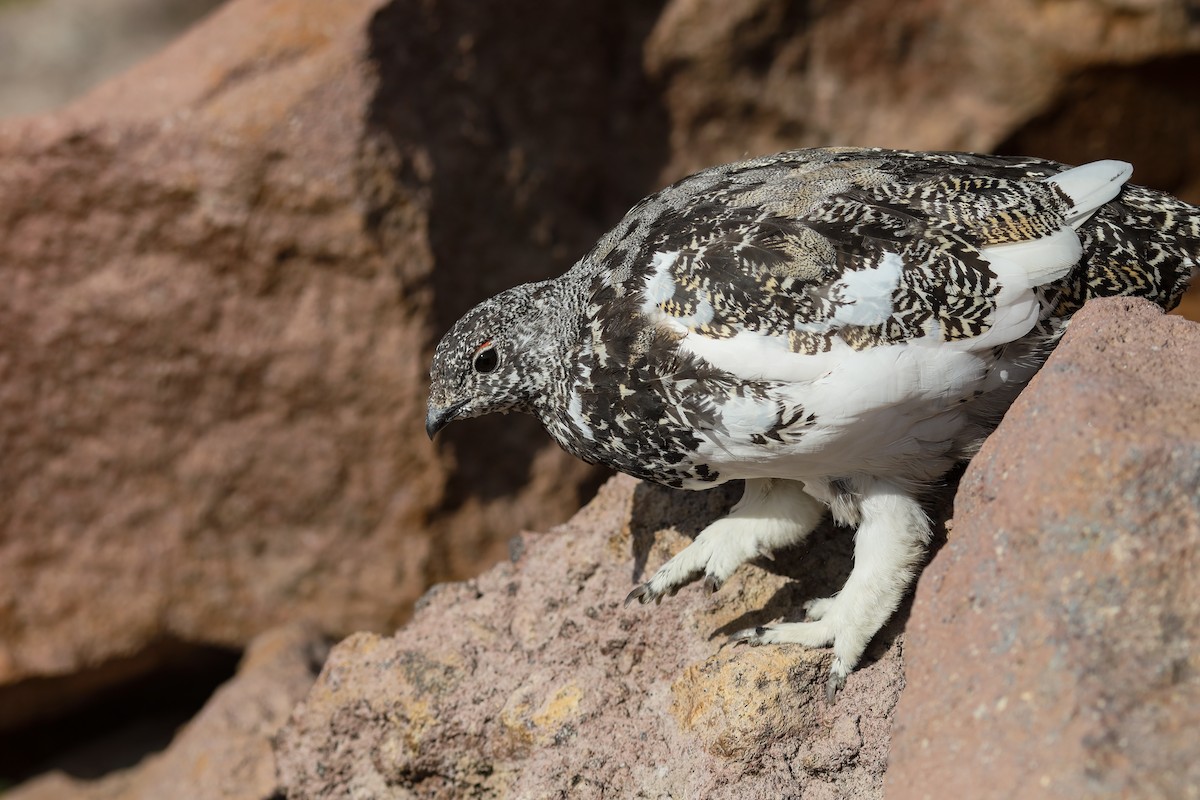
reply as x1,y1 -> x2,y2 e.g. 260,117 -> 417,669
364,0 -> 670,511
624,473 -> 961,670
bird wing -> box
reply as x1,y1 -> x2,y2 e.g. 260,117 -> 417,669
625,152 -> 1130,385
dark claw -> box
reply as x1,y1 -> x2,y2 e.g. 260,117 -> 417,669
625,583 -> 666,607
727,626 -> 768,647
825,672 -> 846,705
624,585 -> 650,607
701,575 -> 722,594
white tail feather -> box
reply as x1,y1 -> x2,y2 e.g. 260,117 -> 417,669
1046,159 -> 1133,229
983,226 -> 1082,289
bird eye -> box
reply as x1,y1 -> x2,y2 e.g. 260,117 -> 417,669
473,345 -> 499,374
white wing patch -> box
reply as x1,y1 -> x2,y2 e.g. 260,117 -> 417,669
832,252 -> 903,326
643,251 -> 680,306
680,326 -> 841,382
982,225 -> 1081,293
568,391 -> 594,441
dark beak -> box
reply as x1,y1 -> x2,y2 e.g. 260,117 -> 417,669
425,399 -> 468,439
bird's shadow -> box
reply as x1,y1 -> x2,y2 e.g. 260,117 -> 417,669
627,480 -> 742,582
627,469 -> 961,669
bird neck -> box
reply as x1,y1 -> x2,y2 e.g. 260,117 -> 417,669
509,276 -> 583,416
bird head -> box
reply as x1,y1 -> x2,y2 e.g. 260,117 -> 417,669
425,281 -> 556,439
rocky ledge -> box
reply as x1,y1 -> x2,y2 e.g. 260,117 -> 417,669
9,273 -> 1199,800
274,477 -> 902,799
269,297 -> 1199,799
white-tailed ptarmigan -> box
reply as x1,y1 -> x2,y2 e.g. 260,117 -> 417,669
426,148 -> 1199,701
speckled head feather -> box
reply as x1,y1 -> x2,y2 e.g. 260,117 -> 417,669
427,278 -> 577,437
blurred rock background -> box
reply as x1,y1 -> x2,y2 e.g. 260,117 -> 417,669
0,0 -> 1197,797
0,0 -> 225,118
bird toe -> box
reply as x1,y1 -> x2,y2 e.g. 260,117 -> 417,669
825,662 -> 849,705
727,626 -> 768,647
625,582 -> 669,607
624,584 -> 652,606
803,596 -> 836,621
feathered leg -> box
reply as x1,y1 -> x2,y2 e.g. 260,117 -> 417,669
625,478 -> 825,604
730,478 -> 930,701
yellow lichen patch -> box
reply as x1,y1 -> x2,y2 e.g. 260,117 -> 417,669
360,647 -> 466,767
375,699 -> 432,766
499,694 -> 537,755
499,679 -> 585,753
669,646 -> 825,758
532,683 -> 584,730
393,696 -> 437,745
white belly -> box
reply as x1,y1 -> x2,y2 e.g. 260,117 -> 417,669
688,338 -> 1032,483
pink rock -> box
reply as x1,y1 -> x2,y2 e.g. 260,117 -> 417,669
889,297 -> 1200,798
275,477 -> 905,798
7,624 -> 325,800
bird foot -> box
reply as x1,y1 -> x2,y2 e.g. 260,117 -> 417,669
627,562 -> 732,606
625,479 -> 824,610
726,621 -> 849,704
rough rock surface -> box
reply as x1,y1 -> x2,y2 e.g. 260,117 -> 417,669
889,298 -> 1200,799
19,299 -> 1187,800
7,624 -> 326,800
275,476 -> 910,799
275,299 -> 1200,800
